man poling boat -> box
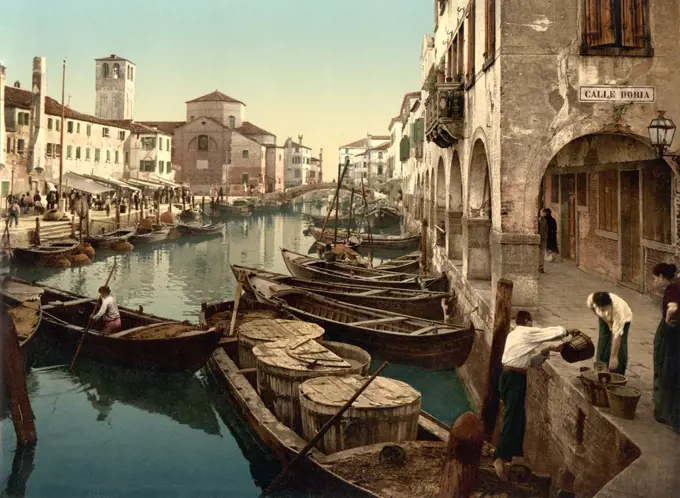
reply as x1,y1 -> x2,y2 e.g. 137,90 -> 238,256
90,285 -> 121,335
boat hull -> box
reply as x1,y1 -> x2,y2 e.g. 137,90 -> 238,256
130,227 -> 173,244
309,227 -> 420,249
85,229 -> 136,248
12,240 -> 80,264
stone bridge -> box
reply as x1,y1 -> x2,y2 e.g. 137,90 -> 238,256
266,182 -> 375,201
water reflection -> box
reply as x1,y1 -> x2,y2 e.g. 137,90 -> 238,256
2,444 -> 36,498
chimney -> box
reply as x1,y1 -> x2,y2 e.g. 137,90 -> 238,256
298,134 -> 303,145
0,65 -> 6,170
28,56 -> 47,174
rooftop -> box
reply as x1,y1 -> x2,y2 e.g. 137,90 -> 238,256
95,54 -> 134,64
290,141 -> 311,150
236,121 -> 274,137
137,121 -> 185,135
186,90 -> 245,106
340,135 -> 391,149
370,141 -> 390,151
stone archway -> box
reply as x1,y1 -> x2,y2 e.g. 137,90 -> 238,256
447,151 -> 463,259
465,139 -> 492,280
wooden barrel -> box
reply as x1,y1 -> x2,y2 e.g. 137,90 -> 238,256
317,341 -> 371,375
299,374 -> 422,454
561,332 -> 595,363
253,337 -> 367,433
238,319 -> 324,369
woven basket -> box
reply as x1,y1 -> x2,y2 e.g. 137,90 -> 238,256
579,370 -> 627,408
607,386 -> 641,420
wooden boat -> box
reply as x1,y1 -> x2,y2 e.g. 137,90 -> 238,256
85,228 -> 136,249
178,209 -> 202,222
1,281 -> 43,351
176,222 -> 225,237
130,226 -> 173,244
12,239 -> 80,264
205,308 -> 550,497
199,293 -> 295,335
0,277 -> 221,372
248,276 -> 473,370
374,251 -> 420,274
309,227 -> 420,250
234,270 -> 451,321
281,249 -> 449,291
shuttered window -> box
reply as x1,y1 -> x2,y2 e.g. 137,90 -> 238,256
642,162 -> 672,244
466,0 -> 475,80
598,170 -> 618,233
485,0 -> 495,58
583,0 -> 647,50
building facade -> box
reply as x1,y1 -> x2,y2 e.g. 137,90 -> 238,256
338,134 -> 390,186
403,0 -> 680,309
309,149 -> 323,184
283,136 -> 312,189
95,55 -> 135,121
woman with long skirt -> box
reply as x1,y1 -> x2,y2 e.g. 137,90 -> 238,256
651,262 -> 680,433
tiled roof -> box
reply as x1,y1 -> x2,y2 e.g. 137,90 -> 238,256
370,141 -> 390,151
95,54 -> 133,64
372,135 -> 390,141
340,138 -> 368,149
186,90 -> 245,105
388,116 -> 400,130
290,141 -> 311,150
236,121 -> 274,136
400,91 -> 421,114
311,157 -> 320,163
137,121 -> 185,135
410,100 -> 421,113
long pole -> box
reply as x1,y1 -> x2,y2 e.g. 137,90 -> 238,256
347,188 -> 355,238
360,173 -> 373,265
264,361 -> 389,495
320,158 -> 350,243
58,60 -> 65,204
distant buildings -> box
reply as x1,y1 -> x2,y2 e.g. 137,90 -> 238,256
282,136 -> 312,189
337,135 -> 390,186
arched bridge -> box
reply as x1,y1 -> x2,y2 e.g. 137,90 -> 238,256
266,182 -> 375,201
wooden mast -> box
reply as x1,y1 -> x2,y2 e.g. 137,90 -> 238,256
58,59 -> 65,205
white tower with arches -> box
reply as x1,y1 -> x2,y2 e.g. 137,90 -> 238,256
95,54 -> 135,120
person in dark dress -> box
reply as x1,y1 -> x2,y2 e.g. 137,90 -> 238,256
544,208 -> 559,255
651,263 -> 680,433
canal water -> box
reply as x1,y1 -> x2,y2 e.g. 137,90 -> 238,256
1,205 -> 471,497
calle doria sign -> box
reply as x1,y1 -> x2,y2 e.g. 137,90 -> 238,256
579,85 -> 655,103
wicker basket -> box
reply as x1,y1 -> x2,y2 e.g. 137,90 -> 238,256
607,386 -> 641,420
579,370 -> 628,408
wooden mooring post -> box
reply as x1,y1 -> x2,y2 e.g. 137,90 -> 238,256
115,204 -> 121,229
438,411 -> 484,498
419,218 -> 429,275
480,278 -> 514,440
1,307 -> 37,446
34,217 -> 40,245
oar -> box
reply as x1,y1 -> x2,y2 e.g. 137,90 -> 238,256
263,361 -> 389,495
228,271 -> 246,336
69,261 -> 117,371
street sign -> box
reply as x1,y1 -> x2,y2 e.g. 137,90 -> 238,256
579,85 -> 655,103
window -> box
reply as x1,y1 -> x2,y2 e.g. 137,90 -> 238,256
577,173 -> 588,207
75,146 -> 81,160
598,170 -> 618,233
140,160 -> 156,172
130,66 -> 134,81
102,63 -> 109,78
55,144 -> 61,157
114,150 -> 119,163
583,0 -> 648,53
66,145 -> 72,159
167,139 -> 171,151
48,118 -> 53,130
113,63 -> 120,79
106,150 -> 111,162
125,152 -> 129,166
86,148 -> 90,160
378,165 -> 383,175
295,147 -> 299,153
485,0 -> 496,60
159,160 -> 164,171
466,0 -> 476,82
118,130 -> 125,140
102,127 -> 110,138
228,116 -> 235,128
6,137 -> 11,153
241,174 -> 248,184
197,135 -> 209,151
127,66 -> 131,80
642,162 -> 672,244
17,112 -> 29,125
378,152 -> 383,159
76,122 -> 81,134
344,148 -> 348,154
242,150 -> 249,159
67,121 -> 74,133
46,143 -> 53,156
294,170 -> 301,178
95,148 -> 100,162
86,124 -> 91,136
167,162 -> 172,173
56,119 -> 60,132
550,175 -> 559,203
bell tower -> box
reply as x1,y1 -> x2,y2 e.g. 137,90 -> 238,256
95,54 -> 135,120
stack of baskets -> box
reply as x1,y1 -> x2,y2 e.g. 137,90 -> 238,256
579,366 -> 642,420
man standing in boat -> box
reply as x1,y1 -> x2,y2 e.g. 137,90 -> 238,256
322,243 -> 336,269
494,311 -> 579,481
91,286 -> 122,335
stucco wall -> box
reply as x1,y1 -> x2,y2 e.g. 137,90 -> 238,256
229,131 -> 264,186
186,101 -> 245,128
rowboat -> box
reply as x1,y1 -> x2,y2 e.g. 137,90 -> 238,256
200,294 -> 295,334
309,227 -> 420,250
281,249 -> 449,291
12,239 -> 80,264
178,209 -> 202,222
85,228 -> 136,249
205,307 -> 550,497
175,222 -> 225,237
1,277 -> 221,372
1,280 -> 43,352
130,226 -> 174,244
248,276 -> 473,370
231,266 -> 451,321
374,251 -> 420,273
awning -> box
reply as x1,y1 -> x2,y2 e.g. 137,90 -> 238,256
150,176 -> 181,188
64,172 -> 114,195
126,178 -> 164,190
82,174 -> 140,192
46,181 -> 57,192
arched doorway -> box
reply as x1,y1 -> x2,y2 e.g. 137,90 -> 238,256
540,133 -> 670,292
447,151 -> 463,259
465,139 -> 492,280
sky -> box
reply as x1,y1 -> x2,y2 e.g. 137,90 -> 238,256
1,0 -> 432,182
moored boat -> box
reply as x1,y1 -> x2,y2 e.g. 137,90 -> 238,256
281,249 -> 449,291
130,226 -> 174,244
175,222 -> 225,237
12,239 -> 80,264
1,280 -> 43,352
309,227 -> 420,249
205,308 -> 551,497
374,251 -> 420,273
248,275 -> 473,370
1,277 -> 221,372
85,228 -> 136,249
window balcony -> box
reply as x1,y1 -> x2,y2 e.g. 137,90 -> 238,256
425,81 -> 464,149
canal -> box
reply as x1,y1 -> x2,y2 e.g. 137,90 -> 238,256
1,205 -> 471,497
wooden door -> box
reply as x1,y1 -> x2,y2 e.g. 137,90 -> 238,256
620,170 -> 641,286
560,174 -> 576,260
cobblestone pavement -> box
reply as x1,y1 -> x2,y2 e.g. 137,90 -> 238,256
536,260 -> 680,498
